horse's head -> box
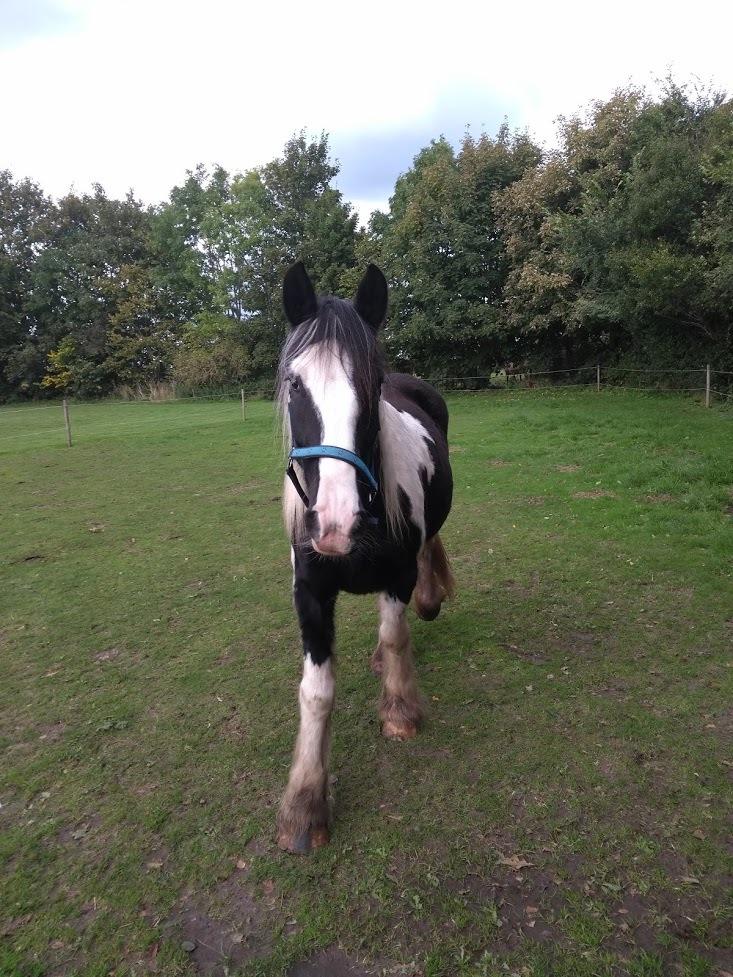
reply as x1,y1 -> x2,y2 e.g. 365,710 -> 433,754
279,262 -> 388,556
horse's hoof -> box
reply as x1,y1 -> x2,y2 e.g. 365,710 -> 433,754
381,719 -> 418,740
415,601 -> 441,622
277,826 -> 330,854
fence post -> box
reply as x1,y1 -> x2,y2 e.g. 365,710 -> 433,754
62,397 -> 72,447
596,364 -> 601,392
241,388 -> 246,421
705,364 -> 711,408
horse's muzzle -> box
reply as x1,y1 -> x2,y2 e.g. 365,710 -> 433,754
306,508 -> 370,557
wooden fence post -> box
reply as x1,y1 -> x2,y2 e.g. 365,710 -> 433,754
63,397 -> 72,447
597,364 -> 601,392
705,364 -> 711,408
241,388 -> 246,421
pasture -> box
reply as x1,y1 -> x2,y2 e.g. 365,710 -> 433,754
1,390 -> 731,977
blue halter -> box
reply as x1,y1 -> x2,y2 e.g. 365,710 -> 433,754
287,445 -> 379,508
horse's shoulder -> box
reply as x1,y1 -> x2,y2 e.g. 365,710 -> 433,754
382,373 -> 449,438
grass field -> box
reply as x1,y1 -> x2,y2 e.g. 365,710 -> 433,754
1,390 -> 731,977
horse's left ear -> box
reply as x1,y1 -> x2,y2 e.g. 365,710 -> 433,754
354,264 -> 388,330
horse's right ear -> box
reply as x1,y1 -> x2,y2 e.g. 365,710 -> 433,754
283,262 -> 318,327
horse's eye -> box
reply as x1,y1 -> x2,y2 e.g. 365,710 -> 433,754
290,376 -> 301,392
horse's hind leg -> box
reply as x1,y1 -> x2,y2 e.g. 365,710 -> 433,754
413,533 -> 455,622
378,594 -> 423,740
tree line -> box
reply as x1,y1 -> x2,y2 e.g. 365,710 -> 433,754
1,80 -> 731,401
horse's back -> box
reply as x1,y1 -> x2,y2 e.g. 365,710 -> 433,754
383,373 -> 449,437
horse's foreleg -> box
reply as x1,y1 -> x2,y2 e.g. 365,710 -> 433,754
277,585 -> 336,854
378,593 -> 423,740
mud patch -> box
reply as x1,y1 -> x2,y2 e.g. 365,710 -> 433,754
163,868 -> 274,975
289,947 -> 392,977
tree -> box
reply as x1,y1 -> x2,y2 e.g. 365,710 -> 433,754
0,171 -> 51,396
372,129 -> 541,376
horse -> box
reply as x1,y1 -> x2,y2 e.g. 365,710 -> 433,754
276,261 -> 455,854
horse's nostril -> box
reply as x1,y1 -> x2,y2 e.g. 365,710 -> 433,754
305,509 -> 320,535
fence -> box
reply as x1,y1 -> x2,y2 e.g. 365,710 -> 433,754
433,364 -> 733,406
2,365 -> 731,450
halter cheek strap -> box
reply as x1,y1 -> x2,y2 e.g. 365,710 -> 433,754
287,445 -> 379,509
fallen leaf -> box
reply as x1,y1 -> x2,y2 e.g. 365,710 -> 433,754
146,860 -> 163,870
262,879 -> 275,895
680,876 -> 700,885
235,858 -> 247,870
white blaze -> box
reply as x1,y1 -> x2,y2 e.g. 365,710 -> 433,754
290,342 -> 360,550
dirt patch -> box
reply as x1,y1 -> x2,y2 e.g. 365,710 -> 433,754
502,643 -> 548,665
163,867 -> 274,975
221,708 -> 250,742
645,493 -> 675,503
454,862 -> 562,953
38,722 -> 66,743
94,646 -> 121,662
57,814 -> 102,847
501,571 -> 541,599
524,496 -> 546,506
289,947 -> 396,977
572,489 -> 617,499
487,458 -> 510,467
556,464 -> 581,473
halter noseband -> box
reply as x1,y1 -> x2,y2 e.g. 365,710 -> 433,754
286,445 -> 379,509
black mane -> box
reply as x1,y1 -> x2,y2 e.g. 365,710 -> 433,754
278,296 -> 385,410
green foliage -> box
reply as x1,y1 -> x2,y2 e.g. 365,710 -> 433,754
498,82 -> 733,370
374,130 -> 541,376
1,82 -> 732,402
172,312 -> 250,391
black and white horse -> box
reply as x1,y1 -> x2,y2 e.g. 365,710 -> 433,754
276,262 -> 454,853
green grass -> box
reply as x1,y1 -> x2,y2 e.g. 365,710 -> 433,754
1,389 -> 731,977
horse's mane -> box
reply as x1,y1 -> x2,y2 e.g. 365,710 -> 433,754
277,297 -> 407,541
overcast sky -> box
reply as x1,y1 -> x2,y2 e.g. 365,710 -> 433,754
2,0 -> 731,224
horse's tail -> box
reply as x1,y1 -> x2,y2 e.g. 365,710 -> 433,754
413,533 -> 456,621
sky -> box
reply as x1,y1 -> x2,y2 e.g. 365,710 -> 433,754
2,0 -> 732,224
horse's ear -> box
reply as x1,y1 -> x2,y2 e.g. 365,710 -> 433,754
283,262 -> 318,327
354,264 -> 388,330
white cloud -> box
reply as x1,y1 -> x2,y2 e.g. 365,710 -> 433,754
1,0 -> 730,218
